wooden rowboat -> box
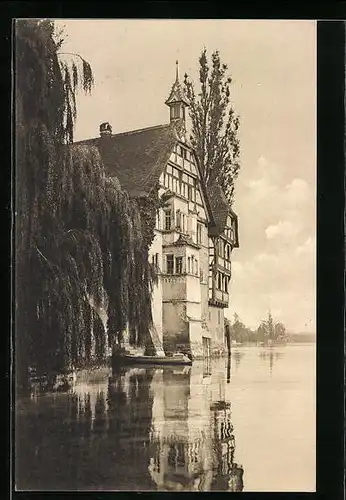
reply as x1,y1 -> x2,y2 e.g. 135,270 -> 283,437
112,353 -> 192,366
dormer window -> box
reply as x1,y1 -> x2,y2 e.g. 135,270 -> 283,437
171,103 -> 181,120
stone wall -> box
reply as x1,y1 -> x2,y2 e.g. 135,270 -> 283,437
208,305 -> 227,356
162,302 -> 189,354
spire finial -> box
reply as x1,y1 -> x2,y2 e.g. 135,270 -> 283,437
175,60 -> 179,81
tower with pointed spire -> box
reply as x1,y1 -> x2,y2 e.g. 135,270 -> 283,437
165,61 -> 189,126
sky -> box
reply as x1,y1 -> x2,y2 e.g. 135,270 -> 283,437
58,19 -> 316,333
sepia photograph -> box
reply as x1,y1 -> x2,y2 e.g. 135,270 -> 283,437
14,19 -> 316,492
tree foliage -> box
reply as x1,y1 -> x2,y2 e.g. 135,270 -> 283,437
15,20 -> 157,386
226,312 -> 288,344
184,49 -> 240,206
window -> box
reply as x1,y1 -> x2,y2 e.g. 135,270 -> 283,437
171,104 -> 180,119
218,272 -> 222,290
176,210 -> 181,230
197,223 -> 202,244
181,182 -> 188,199
166,254 -> 174,274
165,210 -> 172,230
156,210 -> 161,230
187,256 -> 191,274
225,276 -> 229,293
176,256 -> 183,274
219,239 -> 224,258
181,213 -> 188,234
188,185 -> 195,202
152,253 -> 159,269
218,310 -> 221,325
195,260 -> 198,275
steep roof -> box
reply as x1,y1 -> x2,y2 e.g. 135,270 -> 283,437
165,62 -> 189,107
75,123 -> 179,197
207,183 -> 230,232
165,78 -> 189,106
207,183 -> 239,239
74,122 -> 220,229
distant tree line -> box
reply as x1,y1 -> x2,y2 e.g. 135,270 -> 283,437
225,312 -> 289,344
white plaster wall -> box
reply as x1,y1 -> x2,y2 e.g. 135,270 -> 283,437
149,229 -> 163,344
186,301 -> 201,321
186,275 -> 201,302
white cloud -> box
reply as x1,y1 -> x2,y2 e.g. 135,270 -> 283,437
246,177 -> 277,202
295,236 -> 315,256
265,220 -> 300,240
285,178 -> 311,206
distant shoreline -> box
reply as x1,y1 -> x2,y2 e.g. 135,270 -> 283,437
231,339 -> 316,347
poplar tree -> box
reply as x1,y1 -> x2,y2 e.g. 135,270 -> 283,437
184,49 -> 241,206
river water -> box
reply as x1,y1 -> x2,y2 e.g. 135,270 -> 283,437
15,344 -> 316,492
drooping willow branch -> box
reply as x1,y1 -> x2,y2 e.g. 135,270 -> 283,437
16,20 -> 159,384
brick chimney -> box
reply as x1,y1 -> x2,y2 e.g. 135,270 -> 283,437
99,122 -> 112,137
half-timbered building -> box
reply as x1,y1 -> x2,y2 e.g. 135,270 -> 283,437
77,65 -> 239,358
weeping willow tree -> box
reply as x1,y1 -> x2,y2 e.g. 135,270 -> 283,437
15,20 -> 157,388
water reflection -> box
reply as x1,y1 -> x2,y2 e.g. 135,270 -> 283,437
16,363 -> 243,491
232,350 -> 245,369
148,366 -> 243,491
226,357 -> 231,384
258,350 -> 284,374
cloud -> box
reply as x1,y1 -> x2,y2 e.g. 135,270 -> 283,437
285,178 -> 311,206
230,234 -> 316,332
246,177 -> 277,202
295,236 -> 315,256
265,220 -> 300,240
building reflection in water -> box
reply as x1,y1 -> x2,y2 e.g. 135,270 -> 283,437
226,356 -> 231,384
148,365 -> 244,491
16,364 -> 243,491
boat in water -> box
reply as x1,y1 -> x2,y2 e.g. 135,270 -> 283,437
112,352 -> 192,366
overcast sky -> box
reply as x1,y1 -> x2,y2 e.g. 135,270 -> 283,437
58,19 -> 316,333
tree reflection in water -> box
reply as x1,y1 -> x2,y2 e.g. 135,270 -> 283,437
232,350 -> 245,369
259,350 -> 283,375
16,364 -> 243,491
16,367 -> 157,490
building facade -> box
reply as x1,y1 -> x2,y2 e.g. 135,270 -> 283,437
78,67 -> 239,359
